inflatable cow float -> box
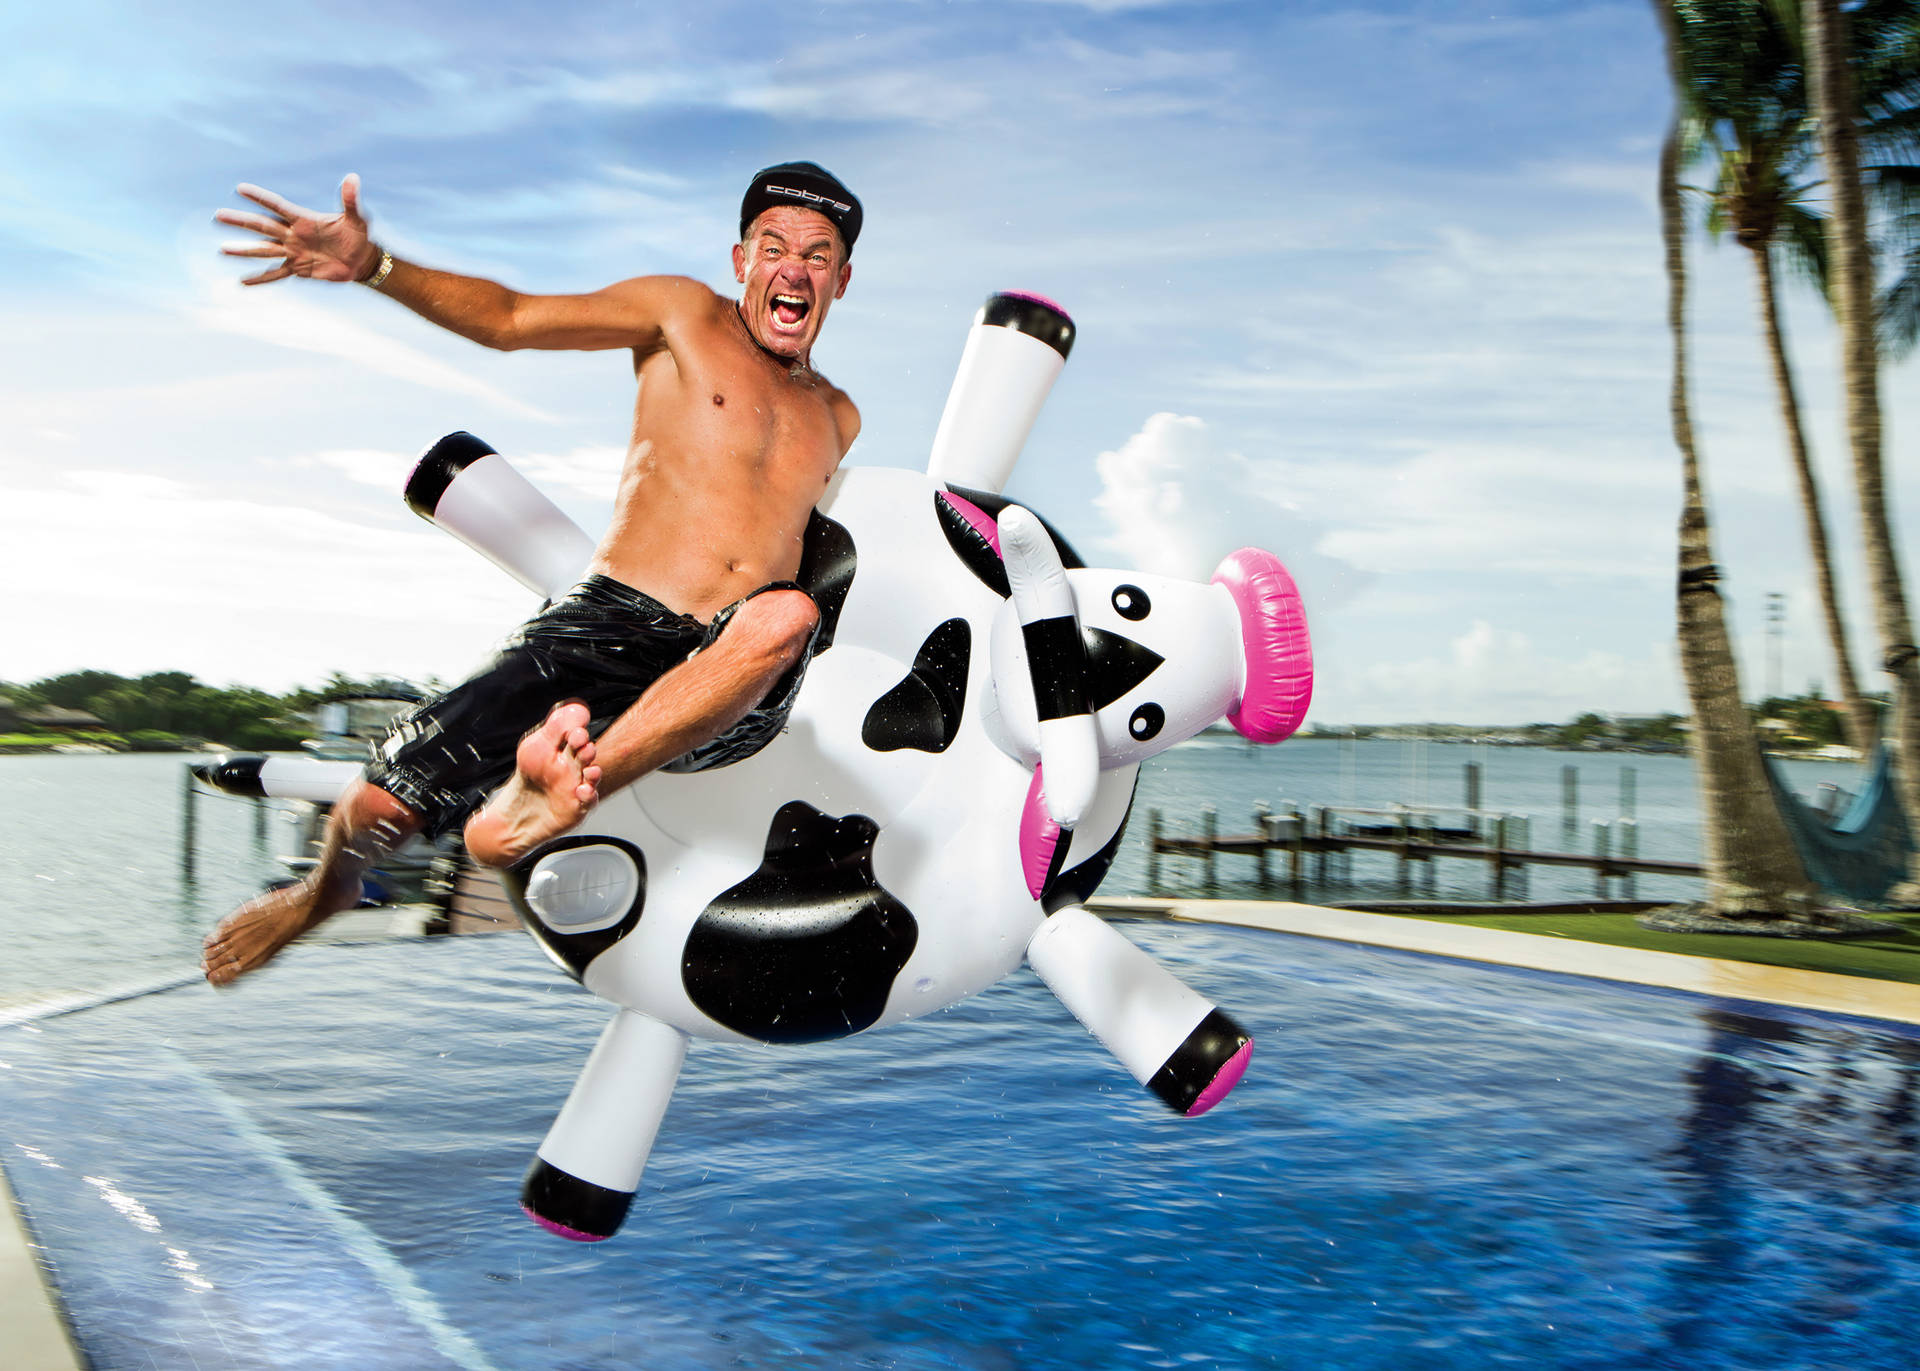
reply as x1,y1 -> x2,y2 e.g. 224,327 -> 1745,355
204,293 -> 1313,1241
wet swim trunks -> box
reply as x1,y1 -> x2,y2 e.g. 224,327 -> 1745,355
365,575 -> 817,839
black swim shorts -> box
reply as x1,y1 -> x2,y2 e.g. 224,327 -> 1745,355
365,575 -> 817,839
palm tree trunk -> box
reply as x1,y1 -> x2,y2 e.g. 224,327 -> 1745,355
1746,242 -> 1877,750
1805,0 -> 1920,904
1656,0 -> 1819,922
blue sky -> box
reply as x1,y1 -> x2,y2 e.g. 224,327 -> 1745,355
4,0 -> 1915,724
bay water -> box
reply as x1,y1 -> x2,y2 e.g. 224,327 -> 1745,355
0,740 -> 1866,1009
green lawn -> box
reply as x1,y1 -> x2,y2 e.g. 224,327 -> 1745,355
1389,907 -> 1920,985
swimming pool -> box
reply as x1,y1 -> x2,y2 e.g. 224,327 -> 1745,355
5,921 -> 1918,1370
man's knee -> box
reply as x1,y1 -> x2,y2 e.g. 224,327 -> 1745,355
730,588 -> 819,667
338,777 -> 423,838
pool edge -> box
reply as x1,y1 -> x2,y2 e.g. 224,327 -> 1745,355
1087,897 -> 1920,1027
0,1157 -> 85,1371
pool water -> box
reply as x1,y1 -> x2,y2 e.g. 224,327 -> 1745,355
5,922 -> 1918,1370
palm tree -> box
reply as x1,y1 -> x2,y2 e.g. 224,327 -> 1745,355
1671,0 -> 1877,751
1852,0 -> 1920,356
1805,0 -> 1920,904
1654,0 -> 1826,929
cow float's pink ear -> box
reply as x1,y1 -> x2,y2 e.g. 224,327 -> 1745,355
1211,549 -> 1313,744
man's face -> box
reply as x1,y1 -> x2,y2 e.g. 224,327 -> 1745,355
732,206 -> 852,361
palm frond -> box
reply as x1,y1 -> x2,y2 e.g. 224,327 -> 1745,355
1778,199 -> 1834,295
1879,245 -> 1920,357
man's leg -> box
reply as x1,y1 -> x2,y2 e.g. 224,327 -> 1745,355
202,778 -> 423,984
464,588 -> 818,867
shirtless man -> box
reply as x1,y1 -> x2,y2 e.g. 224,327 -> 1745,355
201,161 -> 863,985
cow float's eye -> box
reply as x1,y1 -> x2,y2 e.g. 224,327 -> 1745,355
1129,703 -> 1165,741
1112,585 -> 1150,620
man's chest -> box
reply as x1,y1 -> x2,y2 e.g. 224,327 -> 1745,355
698,367 -> 841,470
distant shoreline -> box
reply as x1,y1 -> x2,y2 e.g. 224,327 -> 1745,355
0,737 -> 207,756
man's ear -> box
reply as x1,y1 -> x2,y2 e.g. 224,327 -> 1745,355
732,242 -> 747,284
834,260 -> 852,300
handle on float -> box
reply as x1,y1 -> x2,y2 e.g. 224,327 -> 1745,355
999,505 -> 1098,828
404,432 -> 596,600
925,292 -> 1075,496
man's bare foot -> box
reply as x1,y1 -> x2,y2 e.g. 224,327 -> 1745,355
202,879 -> 338,986
464,702 -> 604,868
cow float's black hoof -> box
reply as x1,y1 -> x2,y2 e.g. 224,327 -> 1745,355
1147,1009 -> 1253,1117
520,1157 -> 633,1242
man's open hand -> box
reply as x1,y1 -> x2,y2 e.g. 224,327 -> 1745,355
215,174 -> 380,286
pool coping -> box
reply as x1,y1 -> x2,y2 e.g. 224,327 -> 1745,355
0,1160 -> 83,1371
1088,896 -> 1920,1026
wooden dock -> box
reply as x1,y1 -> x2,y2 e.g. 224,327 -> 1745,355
430,858 -> 522,935
1147,803 -> 1701,900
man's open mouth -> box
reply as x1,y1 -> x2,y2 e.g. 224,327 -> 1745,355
771,294 -> 811,328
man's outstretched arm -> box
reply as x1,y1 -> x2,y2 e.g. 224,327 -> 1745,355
216,174 -> 695,353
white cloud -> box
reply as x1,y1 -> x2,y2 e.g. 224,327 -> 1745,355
1311,440 -> 1675,581
514,445 -> 627,499
0,467 -> 538,689
1322,619 -> 1681,725
184,264 -> 555,420
1091,411 -> 1370,609
301,449 -> 417,491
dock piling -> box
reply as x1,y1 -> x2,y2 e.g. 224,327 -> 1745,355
1562,765 -> 1579,840
1513,816 -> 1531,898
1286,808 -> 1305,898
1592,820 -> 1611,897
1490,813 -> 1507,900
1201,807 -> 1218,894
180,763 -> 197,882
1618,817 -> 1638,899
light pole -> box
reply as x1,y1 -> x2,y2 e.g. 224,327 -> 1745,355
1766,591 -> 1786,701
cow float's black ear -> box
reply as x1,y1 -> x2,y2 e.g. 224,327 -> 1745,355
935,486 -> 1086,598
935,491 -> 1009,596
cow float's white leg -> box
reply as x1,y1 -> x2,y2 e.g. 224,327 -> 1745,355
521,1009 -> 690,1241
1025,906 -> 1252,1116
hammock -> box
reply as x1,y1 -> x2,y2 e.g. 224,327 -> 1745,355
1764,745 -> 1913,907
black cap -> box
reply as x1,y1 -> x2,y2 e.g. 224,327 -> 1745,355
740,161 -> 862,256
